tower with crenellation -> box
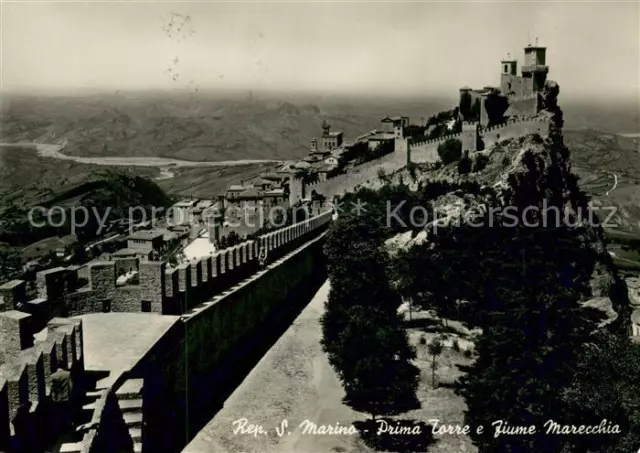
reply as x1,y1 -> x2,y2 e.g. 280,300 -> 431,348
459,39 -> 551,126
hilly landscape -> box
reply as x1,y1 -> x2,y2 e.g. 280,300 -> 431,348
1,91 -> 452,162
1,91 -> 638,275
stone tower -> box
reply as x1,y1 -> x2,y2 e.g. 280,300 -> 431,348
288,174 -> 305,207
310,137 -> 318,152
522,42 -> 548,94
321,120 -> 330,138
500,55 -> 518,95
461,122 -> 479,153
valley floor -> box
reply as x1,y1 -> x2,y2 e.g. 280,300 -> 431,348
183,281 -> 477,453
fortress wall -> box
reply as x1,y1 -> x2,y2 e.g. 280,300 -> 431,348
136,228 -> 329,452
66,289 -> 104,316
507,95 -> 538,118
482,118 -> 551,149
159,211 -> 332,315
114,258 -> 139,275
501,74 -> 527,98
0,281 -> 26,311
0,315 -> 83,451
314,151 -> 406,198
409,142 -> 440,164
111,286 -> 143,313
409,131 -> 464,164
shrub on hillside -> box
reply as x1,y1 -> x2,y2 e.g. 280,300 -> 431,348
437,138 -> 463,165
472,154 -> 490,172
457,151 -> 472,175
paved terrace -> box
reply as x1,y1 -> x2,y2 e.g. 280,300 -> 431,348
76,312 -> 179,388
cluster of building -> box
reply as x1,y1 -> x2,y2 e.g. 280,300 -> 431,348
218,119 -> 398,215
458,41 -> 551,128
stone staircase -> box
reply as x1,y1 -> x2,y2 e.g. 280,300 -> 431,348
116,378 -> 145,453
55,374 -> 107,453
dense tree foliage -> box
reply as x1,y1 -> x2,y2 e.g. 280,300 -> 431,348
437,138 -> 463,164
321,208 -> 418,419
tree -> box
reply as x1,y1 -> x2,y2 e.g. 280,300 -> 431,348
427,337 -> 444,388
472,153 -> 490,172
332,306 -> 419,420
457,151 -> 472,174
321,209 -> 419,420
437,138 -> 463,165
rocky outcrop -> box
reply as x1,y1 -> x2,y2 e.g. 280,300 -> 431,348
384,124 -> 627,329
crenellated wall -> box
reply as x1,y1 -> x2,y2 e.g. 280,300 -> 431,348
132,224 -> 330,453
311,151 -> 406,198
0,314 -> 84,451
407,116 -> 552,165
159,210 -> 333,315
481,117 -> 551,149
409,130 -> 464,164
0,211 -> 333,325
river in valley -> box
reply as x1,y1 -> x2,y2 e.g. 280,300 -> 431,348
0,142 -> 282,168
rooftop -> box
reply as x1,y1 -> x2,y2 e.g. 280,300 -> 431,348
173,200 -> 198,208
381,115 -> 408,123
369,132 -> 395,140
111,248 -> 149,257
127,230 -> 164,241
0,310 -> 31,321
0,279 -> 24,290
263,189 -> 286,196
235,187 -> 263,200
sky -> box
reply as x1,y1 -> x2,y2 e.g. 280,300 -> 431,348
1,1 -> 638,100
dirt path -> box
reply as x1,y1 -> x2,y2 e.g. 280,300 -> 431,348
183,282 -> 477,453
606,172 -> 619,196
183,280 -> 367,453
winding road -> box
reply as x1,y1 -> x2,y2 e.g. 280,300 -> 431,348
606,172 -> 619,196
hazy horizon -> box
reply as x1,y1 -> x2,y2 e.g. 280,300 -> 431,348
2,2 -> 638,101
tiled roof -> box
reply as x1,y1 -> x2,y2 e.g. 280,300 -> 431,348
263,189 -> 285,197
127,230 -> 164,241
235,187 -> 263,200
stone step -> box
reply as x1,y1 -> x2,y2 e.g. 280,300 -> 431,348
116,379 -> 144,400
118,398 -> 143,412
129,427 -> 142,442
85,390 -> 104,399
134,442 -> 142,453
82,401 -> 97,412
123,411 -> 143,428
59,442 -> 83,453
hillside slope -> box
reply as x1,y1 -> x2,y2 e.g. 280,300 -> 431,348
377,115 -> 630,332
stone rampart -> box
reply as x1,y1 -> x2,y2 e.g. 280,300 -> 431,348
481,117 -> 551,149
127,227 -> 330,452
313,151 -> 406,198
0,314 -> 83,451
1,211 -> 333,323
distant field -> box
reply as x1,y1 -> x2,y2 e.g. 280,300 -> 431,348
155,162 -> 280,199
566,129 -> 640,235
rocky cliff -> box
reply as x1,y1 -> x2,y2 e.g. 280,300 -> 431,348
382,105 -> 630,331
